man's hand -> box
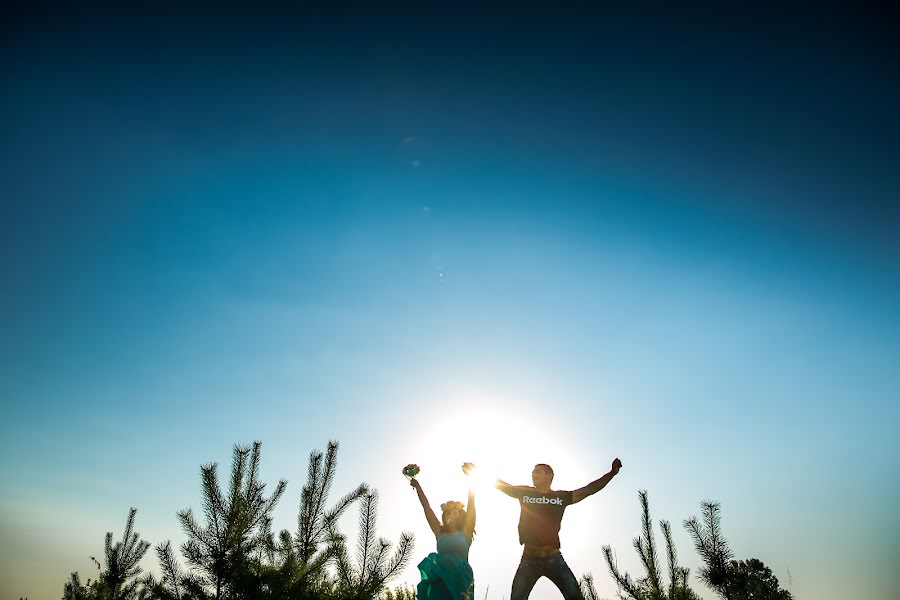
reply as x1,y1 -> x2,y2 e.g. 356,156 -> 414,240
462,462 -> 476,476
410,478 -> 422,490
572,459 -> 623,504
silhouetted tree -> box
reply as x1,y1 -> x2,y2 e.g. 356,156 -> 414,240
726,559 -> 792,600
62,508 -> 151,600
260,440 -> 370,599
579,573 -> 610,600
64,440 -> 412,600
379,585 -> 416,600
98,508 -> 152,600
145,541 -> 208,600
333,490 -> 414,600
173,441 -> 287,599
63,572 -> 99,600
684,501 -> 733,599
722,559 -> 792,600
685,503 -> 792,600
599,490 -> 700,600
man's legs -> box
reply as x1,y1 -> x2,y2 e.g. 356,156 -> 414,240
543,554 -> 583,600
510,557 -> 543,600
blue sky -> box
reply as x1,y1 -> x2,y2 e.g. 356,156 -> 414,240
1,3 -> 898,600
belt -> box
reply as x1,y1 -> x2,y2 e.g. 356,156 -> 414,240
523,545 -> 561,558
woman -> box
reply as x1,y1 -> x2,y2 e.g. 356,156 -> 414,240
409,463 -> 476,600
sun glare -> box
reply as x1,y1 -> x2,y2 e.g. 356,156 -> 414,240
400,395 -> 592,596
409,398 -> 583,501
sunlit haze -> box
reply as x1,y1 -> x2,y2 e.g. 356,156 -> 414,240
1,4 -> 898,600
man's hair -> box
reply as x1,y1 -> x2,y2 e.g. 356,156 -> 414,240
534,463 -> 554,480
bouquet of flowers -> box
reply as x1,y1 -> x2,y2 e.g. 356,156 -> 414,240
402,464 -> 420,480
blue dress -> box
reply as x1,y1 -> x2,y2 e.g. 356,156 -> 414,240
416,531 -> 474,600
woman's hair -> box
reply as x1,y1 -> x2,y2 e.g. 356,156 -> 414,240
439,500 -> 469,534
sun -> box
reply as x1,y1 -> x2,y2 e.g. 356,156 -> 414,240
409,399 -> 581,498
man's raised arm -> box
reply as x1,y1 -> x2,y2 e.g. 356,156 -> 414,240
495,477 -> 528,497
571,458 -> 623,504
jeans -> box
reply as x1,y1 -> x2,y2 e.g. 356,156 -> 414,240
510,552 -> 583,600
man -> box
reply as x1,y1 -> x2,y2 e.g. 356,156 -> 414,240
496,458 -> 623,600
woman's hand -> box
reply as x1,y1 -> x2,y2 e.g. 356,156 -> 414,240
461,462 -> 476,476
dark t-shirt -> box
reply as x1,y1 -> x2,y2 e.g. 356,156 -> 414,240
505,487 -> 574,547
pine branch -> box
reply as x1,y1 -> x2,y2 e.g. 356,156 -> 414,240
367,539 -> 391,580
637,490 -> 662,599
603,545 -> 643,600
297,449 -> 324,561
683,501 -> 733,600
245,441 -> 263,500
580,573 -> 602,600
319,441 -> 340,510
324,482 -> 370,531
381,531 -> 414,585
253,478 -> 287,532
177,509 -> 211,553
661,520 -> 678,599
156,541 -> 184,600
200,465 -> 224,544
355,492 -> 378,576
228,444 -> 249,515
